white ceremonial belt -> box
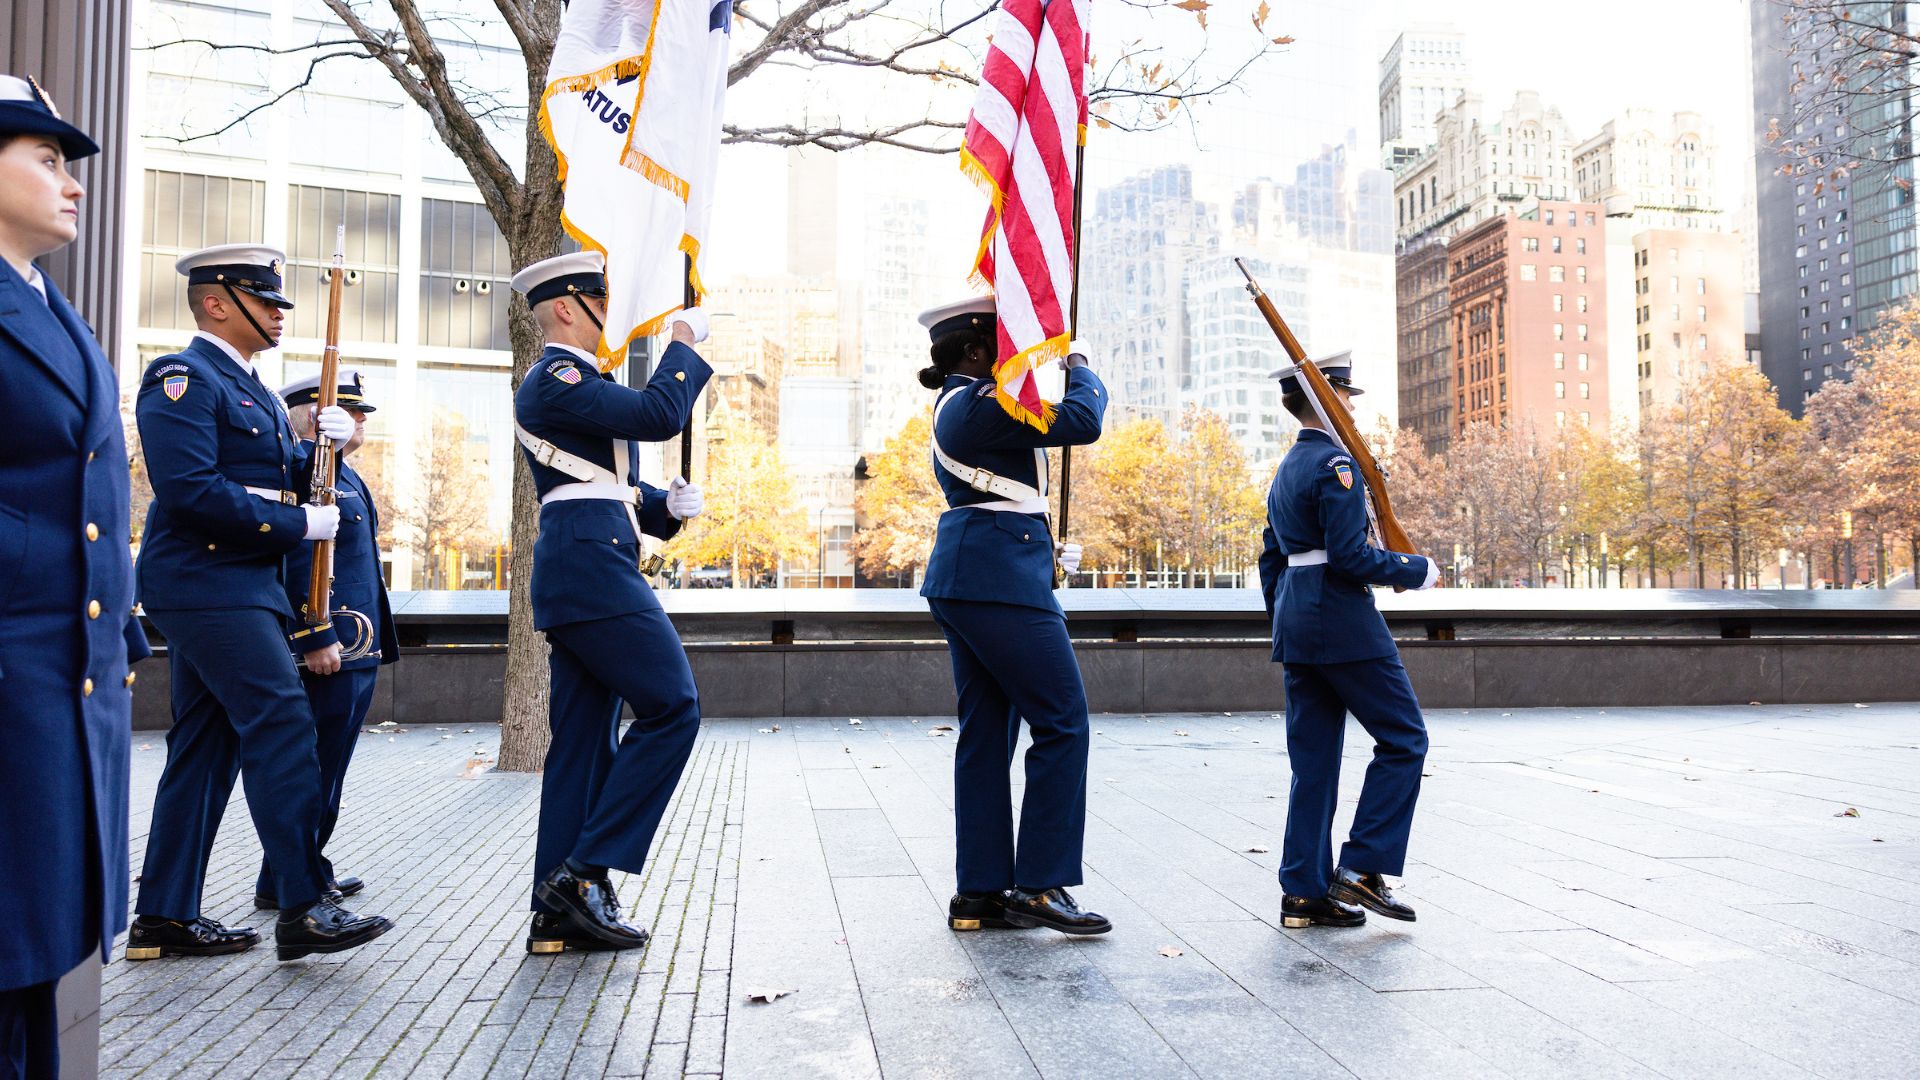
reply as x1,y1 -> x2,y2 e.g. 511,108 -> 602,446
1289,549 -> 1329,566
541,482 -> 641,506
952,497 -> 1049,515
244,486 -> 299,506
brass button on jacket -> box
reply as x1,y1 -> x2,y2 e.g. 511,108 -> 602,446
85,522 -> 100,542
87,600 -> 101,619
82,678 -> 94,697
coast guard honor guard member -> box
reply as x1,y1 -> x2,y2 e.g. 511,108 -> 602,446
129,244 -> 393,962
252,369 -> 398,911
0,73 -> 147,1080
915,296 -> 1111,936
1257,353 -> 1438,930
509,252 -> 712,953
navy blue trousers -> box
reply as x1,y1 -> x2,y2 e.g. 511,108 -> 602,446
927,598 -> 1089,895
137,608 -> 330,918
1279,653 -> 1428,897
258,666 -> 377,894
533,610 -> 701,912
0,982 -> 54,1080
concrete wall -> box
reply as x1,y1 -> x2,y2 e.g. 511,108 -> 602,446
130,636 -> 1920,728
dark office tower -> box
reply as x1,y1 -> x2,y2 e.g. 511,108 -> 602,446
1750,0 -> 1858,414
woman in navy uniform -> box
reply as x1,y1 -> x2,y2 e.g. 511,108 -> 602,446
915,297 -> 1111,935
1256,354 -> 1437,930
129,244 -> 393,963
0,73 -> 146,1080
251,369 -> 399,910
508,252 -> 711,953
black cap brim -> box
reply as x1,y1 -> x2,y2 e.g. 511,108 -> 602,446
237,284 -> 294,309
0,107 -> 99,160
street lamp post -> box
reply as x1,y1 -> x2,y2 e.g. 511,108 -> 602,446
1841,510 -> 1855,589
1599,532 -> 1609,589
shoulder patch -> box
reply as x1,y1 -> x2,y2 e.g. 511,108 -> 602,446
149,362 -> 191,379
548,359 -> 583,385
162,374 -> 190,402
974,381 -> 995,398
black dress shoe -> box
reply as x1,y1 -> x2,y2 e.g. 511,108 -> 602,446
534,866 -> 650,949
274,895 -> 394,962
1280,894 -> 1366,929
255,885 -> 344,911
1001,888 -> 1112,935
124,916 -> 261,960
1329,867 -> 1416,922
526,911 -> 640,954
331,876 -> 364,899
948,891 -> 1020,931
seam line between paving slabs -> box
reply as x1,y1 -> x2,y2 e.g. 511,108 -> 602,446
845,721 -> 1045,1078
629,737 -> 734,1077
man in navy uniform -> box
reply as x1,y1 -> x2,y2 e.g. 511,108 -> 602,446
508,252 -> 711,953
0,73 -> 147,1080
1258,353 -> 1438,930
914,296 -> 1110,935
129,244 -> 393,963
251,369 -> 398,910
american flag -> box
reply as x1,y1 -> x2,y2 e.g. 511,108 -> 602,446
959,0 -> 1091,432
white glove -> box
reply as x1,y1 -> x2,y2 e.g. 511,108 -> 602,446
1057,541 -> 1083,575
673,307 -> 710,345
666,476 -> 704,520
314,404 -> 354,443
1417,558 -> 1440,591
303,503 -> 341,540
1062,339 -> 1091,367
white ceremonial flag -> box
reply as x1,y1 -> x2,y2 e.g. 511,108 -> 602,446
538,0 -> 733,370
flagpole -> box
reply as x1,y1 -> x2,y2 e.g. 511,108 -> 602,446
1056,137 -> 1086,586
681,252 -> 696,482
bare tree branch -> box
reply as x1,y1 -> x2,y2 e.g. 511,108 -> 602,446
725,117 -> 964,152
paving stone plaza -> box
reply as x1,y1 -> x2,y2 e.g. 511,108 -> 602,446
103,703 -> 1920,1079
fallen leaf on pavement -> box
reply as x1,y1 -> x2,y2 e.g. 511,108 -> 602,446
745,988 -> 796,1004
848,718 -> 862,725
1173,730 -> 1190,737
931,725 -> 956,731
1245,846 -> 1270,853
1835,807 -> 1861,817
1158,946 -> 1183,958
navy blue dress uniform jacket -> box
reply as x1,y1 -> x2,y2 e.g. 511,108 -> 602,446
135,335 -> 313,617
0,260 -> 147,990
283,450 -> 397,666
512,343 -> 712,630
919,367 -> 1108,612
1258,429 -> 1431,665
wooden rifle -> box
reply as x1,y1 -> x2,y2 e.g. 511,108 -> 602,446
1234,258 -> 1419,566
303,226 -> 374,659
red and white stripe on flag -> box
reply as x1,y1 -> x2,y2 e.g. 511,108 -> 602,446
959,0 -> 1090,432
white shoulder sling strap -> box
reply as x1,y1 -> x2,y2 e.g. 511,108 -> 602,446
930,386 -> 1048,513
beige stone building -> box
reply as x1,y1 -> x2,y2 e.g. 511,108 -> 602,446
1628,229 -> 1745,412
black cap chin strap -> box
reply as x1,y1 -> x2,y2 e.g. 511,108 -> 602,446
572,294 -> 605,334
221,283 -> 279,350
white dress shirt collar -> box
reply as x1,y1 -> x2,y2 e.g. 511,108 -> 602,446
546,342 -> 597,366
23,265 -> 48,305
191,330 -> 257,379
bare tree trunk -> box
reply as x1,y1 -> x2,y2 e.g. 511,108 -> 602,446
496,104 -> 566,772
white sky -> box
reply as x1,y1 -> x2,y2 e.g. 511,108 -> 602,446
703,0 -> 1756,287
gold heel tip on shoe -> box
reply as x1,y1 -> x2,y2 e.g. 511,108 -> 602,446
1281,916 -> 1312,929
948,919 -> 981,931
124,946 -> 163,960
527,939 -> 566,955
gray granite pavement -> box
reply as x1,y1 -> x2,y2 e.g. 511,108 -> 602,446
105,702 -> 1920,1078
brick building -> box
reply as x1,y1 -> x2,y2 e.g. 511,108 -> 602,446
1449,202 -> 1610,433
1629,229 -> 1745,412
